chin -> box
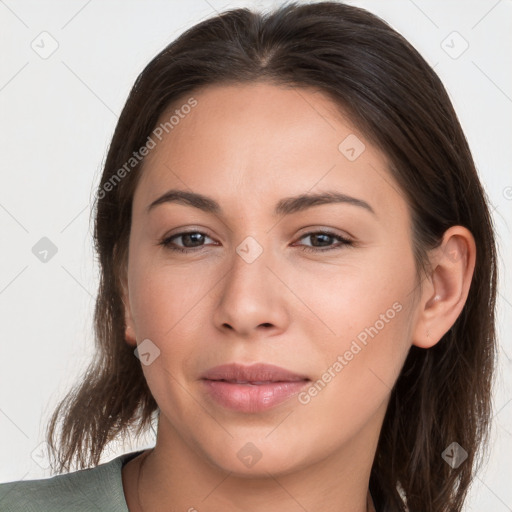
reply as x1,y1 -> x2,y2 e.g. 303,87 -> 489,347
198,435 -> 314,478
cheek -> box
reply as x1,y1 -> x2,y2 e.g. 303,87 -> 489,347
128,266 -> 203,400
301,250 -> 415,345
128,253 -> 209,338
294,293 -> 413,453
126,250 -> 227,388
297,249 -> 416,405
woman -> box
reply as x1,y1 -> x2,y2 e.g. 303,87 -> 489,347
0,1 -> 497,511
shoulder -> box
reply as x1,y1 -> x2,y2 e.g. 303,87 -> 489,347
0,450 -> 144,512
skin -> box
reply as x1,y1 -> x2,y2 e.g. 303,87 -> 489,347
120,82 -> 476,512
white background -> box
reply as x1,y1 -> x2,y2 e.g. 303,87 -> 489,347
0,0 -> 511,510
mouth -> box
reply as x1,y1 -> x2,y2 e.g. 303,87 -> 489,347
200,363 -> 311,412
201,362 -> 310,382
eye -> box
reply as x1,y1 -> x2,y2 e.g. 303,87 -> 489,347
159,231 -> 216,253
159,229 -> 353,254
293,230 -> 354,253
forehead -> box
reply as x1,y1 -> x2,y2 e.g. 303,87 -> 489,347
133,82 -> 405,219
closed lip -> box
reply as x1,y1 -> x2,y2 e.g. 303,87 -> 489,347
200,363 -> 310,383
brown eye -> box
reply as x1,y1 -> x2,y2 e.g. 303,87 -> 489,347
159,231 -> 215,253
295,231 -> 353,252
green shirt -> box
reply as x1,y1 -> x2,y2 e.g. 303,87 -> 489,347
0,449 -> 144,512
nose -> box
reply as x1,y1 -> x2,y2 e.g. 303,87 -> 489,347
212,241 -> 290,339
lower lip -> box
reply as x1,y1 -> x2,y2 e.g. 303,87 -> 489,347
202,379 -> 309,412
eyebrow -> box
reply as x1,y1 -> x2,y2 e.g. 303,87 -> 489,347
146,189 -> 376,217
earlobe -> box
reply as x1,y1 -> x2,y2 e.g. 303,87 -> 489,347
124,325 -> 137,346
124,307 -> 138,347
121,280 -> 137,347
412,226 -> 476,349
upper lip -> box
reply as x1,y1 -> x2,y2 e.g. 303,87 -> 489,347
201,363 -> 310,383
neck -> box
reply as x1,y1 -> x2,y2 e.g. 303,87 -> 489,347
133,413 -> 381,512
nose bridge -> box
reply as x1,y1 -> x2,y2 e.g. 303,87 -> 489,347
226,234 -> 272,302
213,233 -> 286,335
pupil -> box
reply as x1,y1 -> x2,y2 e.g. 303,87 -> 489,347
313,234 -> 331,246
184,233 -> 203,247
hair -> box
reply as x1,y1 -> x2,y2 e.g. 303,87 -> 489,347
45,2 -> 498,510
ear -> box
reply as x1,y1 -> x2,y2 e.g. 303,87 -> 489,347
120,269 -> 137,347
412,226 -> 476,349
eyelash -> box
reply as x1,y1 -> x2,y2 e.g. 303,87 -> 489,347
158,230 -> 354,254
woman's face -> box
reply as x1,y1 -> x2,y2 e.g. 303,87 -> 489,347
123,82 -> 422,475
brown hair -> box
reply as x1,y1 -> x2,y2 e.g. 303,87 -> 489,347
45,2 -> 498,510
